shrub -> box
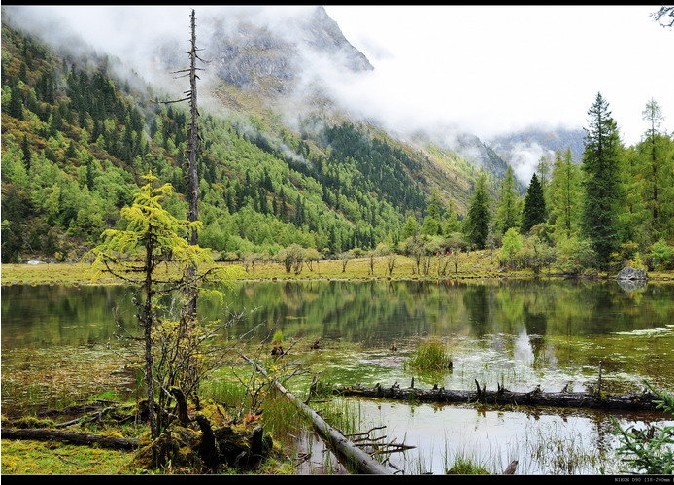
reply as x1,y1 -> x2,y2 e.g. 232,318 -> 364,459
500,227 -> 523,269
556,236 -> 596,275
446,457 -> 490,475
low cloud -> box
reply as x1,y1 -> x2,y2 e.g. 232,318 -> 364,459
5,5 -> 670,160
493,142 -> 554,185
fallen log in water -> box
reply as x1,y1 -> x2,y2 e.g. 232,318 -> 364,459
240,354 -> 393,475
1,428 -> 141,450
332,382 -> 664,413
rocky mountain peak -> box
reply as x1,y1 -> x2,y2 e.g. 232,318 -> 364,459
184,6 -> 373,98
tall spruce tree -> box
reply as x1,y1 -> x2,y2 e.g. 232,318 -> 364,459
581,92 -> 624,269
521,172 -> 546,233
465,172 -> 491,249
422,190 -> 444,235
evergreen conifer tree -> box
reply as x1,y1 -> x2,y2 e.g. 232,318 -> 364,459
581,92 -> 624,268
465,172 -> 491,249
521,172 -> 546,233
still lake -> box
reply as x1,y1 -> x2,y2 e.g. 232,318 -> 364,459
2,279 -> 673,474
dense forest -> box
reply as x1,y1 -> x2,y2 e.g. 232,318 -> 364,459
2,20 -> 674,273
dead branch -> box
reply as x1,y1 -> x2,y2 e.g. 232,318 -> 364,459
333,383 -> 664,413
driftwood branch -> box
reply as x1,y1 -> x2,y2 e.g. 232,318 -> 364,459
333,383 -> 664,413
240,354 -> 393,474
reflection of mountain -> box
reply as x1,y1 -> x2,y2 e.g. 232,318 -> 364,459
523,304 -> 547,361
4,281 -> 674,393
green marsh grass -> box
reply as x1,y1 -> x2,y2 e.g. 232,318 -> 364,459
445,455 -> 491,474
405,338 -> 453,372
261,388 -> 313,446
4,255 -> 674,287
313,397 -> 363,437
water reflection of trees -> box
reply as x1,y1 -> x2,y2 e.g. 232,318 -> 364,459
462,285 -> 490,337
1,285 -> 136,348
5,280 -> 674,353
186,280 -> 674,347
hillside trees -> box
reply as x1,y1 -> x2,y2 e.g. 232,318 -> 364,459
5,19 -> 674,270
581,92 -> 625,269
1,22 -> 426,262
443,200 -> 462,235
421,190 -> 444,236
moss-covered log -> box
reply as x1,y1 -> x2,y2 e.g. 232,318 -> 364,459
1,428 -> 140,450
332,383 -> 664,413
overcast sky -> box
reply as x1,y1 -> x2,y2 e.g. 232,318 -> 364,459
323,5 -> 673,145
6,5 -> 672,148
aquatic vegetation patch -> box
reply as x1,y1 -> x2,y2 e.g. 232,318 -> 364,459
405,338 -> 453,372
613,327 -> 673,337
1,344 -> 139,417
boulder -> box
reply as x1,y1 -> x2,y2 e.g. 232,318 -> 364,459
616,266 -> 648,281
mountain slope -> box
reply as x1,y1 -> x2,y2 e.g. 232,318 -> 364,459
0,19 -> 424,262
1,6 -> 511,263
488,127 -> 585,184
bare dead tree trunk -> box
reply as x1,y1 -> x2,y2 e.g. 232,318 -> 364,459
144,234 -> 157,440
158,11 -> 206,403
160,10 -> 204,320
186,8 -> 200,320
241,354 -> 393,474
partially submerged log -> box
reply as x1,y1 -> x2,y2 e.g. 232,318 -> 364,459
332,383 -> 664,413
1,428 -> 140,450
241,354 -> 393,475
